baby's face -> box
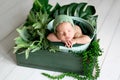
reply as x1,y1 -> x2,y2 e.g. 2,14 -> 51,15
56,22 -> 75,42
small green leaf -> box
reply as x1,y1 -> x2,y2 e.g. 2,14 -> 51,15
28,11 -> 36,23
25,48 -> 31,59
33,22 -> 42,29
59,5 -> 68,14
66,3 -> 78,16
32,0 -> 43,12
31,47 -> 40,52
14,37 -> 31,53
16,27 -> 31,42
87,15 -> 98,28
13,46 -> 21,53
75,3 -> 87,17
84,5 -> 96,15
14,37 -> 30,47
47,4 -> 53,13
37,30 -> 44,38
50,3 -> 61,18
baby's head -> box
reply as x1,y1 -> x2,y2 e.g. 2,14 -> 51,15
53,15 -> 75,41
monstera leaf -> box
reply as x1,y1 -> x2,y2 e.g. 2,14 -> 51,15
50,2 -> 97,27
51,3 -> 96,18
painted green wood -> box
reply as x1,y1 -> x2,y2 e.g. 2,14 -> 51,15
16,50 -> 84,74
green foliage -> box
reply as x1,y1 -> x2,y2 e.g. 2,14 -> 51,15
16,27 -> 31,42
14,0 -> 51,59
81,39 -> 102,79
32,0 -> 52,13
48,45 -> 60,53
42,72 -> 86,80
42,40 -> 102,80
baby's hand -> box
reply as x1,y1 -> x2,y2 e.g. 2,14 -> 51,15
65,39 -> 76,48
64,40 -> 72,48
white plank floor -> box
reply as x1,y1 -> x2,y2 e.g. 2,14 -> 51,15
0,0 -> 120,80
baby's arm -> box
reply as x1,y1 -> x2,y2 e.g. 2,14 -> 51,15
47,33 -> 61,42
73,35 -> 91,44
65,35 -> 91,48
73,25 -> 91,44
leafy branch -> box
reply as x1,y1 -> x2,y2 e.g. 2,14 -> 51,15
42,40 -> 102,80
14,5 -> 51,59
42,72 -> 86,80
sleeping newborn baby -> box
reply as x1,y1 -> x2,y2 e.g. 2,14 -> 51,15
47,15 -> 91,48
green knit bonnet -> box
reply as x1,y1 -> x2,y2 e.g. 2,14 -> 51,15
53,15 -> 74,33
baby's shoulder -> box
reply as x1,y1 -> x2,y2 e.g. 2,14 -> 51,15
74,25 -> 83,38
74,25 -> 80,28
74,25 -> 82,32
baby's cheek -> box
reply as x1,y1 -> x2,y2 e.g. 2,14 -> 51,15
58,36 -> 63,40
61,37 -> 66,42
69,34 -> 74,39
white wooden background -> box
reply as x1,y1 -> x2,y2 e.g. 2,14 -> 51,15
0,0 -> 120,80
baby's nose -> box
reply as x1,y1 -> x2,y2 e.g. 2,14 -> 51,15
64,32 -> 69,36
65,33 -> 70,39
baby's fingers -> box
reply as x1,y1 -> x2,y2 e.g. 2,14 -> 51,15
66,41 -> 72,48
65,41 -> 69,47
68,41 -> 73,48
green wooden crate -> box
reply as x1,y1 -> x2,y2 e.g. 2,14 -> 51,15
15,16 -> 96,75
16,50 -> 84,74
